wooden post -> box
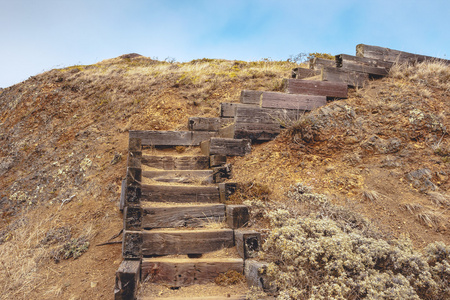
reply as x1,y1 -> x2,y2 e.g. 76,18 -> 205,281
240,90 -> 263,105
226,205 -> 249,229
235,229 -> 261,259
122,231 -> 143,259
213,164 -> 232,183
114,260 -> 141,300
210,155 -> 227,167
218,182 -> 238,203
123,206 -> 143,231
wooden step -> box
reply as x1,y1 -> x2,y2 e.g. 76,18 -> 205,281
309,57 -> 336,70
291,67 -> 321,79
141,257 -> 243,287
356,44 -> 450,65
200,138 -> 251,157
282,79 -> 348,98
142,155 -> 210,170
188,117 -> 233,132
141,184 -> 219,203
142,170 -> 214,184
142,204 -> 225,229
260,91 -> 327,110
321,67 -> 369,88
219,103 -> 258,118
336,54 -> 391,76
142,229 -> 234,256
240,90 -> 263,105
234,105 -> 303,124
219,122 -> 280,142
129,131 -> 217,146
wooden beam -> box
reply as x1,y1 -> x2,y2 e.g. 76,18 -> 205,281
356,44 -> 450,65
122,231 -> 142,259
234,106 -> 303,124
188,117 -> 221,131
291,67 -> 321,79
219,122 -> 280,142
141,184 -> 219,203
201,138 -> 251,157
321,67 -> 369,88
282,79 -> 348,98
129,131 -> 216,146
336,54 -> 390,76
141,155 -> 210,170
141,257 -> 243,287
210,155 -> 227,167
309,57 -> 336,70
235,229 -> 261,259
141,229 -> 234,256
142,204 -> 225,229
261,91 -> 327,111
124,206 -> 143,231
240,90 -> 263,105
142,170 -> 214,184
114,260 -> 141,300
226,205 -> 249,229
218,182 -> 238,203
219,103 -> 258,118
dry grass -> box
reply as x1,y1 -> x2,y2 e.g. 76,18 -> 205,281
390,60 -> 450,91
400,203 -> 424,214
417,211 -> 444,228
428,192 -> 450,207
362,190 -> 384,202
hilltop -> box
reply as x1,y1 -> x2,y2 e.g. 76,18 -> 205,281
0,54 -> 449,299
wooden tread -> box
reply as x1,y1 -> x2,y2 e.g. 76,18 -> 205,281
129,130 -> 216,146
141,257 -> 243,286
142,155 -> 210,170
200,138 -> 251,157
260,91 -> 327,110
142,170 -> 214,184
142,229 -> 234,256
282,79 -> 348,98
142,204 -> 225,229
141,184 -> 219,203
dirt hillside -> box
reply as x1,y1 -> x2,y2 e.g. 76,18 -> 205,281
0,54 -> 449,299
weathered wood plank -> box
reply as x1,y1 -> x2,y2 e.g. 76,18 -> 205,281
219,182 -> 237,203
142,204 -> 225,229
123,231 -> 142,259
234,106 -> 304,124
142,170 -> 214,184
356,44 -> 450,65
322,67 -> 369,88
226,205 -> 249,229
310,57 -> 336,70
141,155 -> 210,170
235,230 -> 261,259
201,138 -> 251,157
141,184 -> 219,203
124,206 -> 143,231
219,122 -> 280,141
240,90 -> 263,104
282,79 -> 348,98
141,258 -> 243,287
119,178 -> 126,211
129,131 -> 216,146
219,103 -> 258,118
291,67 -> 321,79
336,54 -> 390,76
188,117 -> 221,131
261,91 -> 327,111
210,155 -> 227,167
142,229 -> 234,256
114,260 -> 140,300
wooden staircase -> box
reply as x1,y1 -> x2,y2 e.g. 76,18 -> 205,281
114,44 -> 449,299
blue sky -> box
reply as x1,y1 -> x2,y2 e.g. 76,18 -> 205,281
1,0 -> 449,88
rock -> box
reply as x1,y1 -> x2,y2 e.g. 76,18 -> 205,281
406,168 -> 437,192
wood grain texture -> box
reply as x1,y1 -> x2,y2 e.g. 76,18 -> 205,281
142,170 -> 214,184
141,155 -> 210,170
234,106 -> 304,124
219,103 -> 258,118
129,130 -> 216,146
141,184 -> 219,203
220,122 -> 280,141
141,257 -> 244,287
291,67 -> 321,79
201,138 -> 251,156
226,205 -> 249,229
235,229 -> 261,259
310,57 -> 336,70
188,117 -> 221,131
114,260 -> 141,300
142,204 -> 225,229
282,79 -> 348,98
356,44 -> 450,65
261,91 -> 327,111
142,229 -> 234,256
336,54 -> 390,76
322,67 -> 369,88
240,90 -> 263,104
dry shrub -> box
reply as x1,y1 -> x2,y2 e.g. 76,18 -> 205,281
428,192 -> 450,207
390,61 -> 450,91
228,182 -> 272,204
362,190 -> 383,202
214,270 -> 245,286
260,183 -> 450,299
